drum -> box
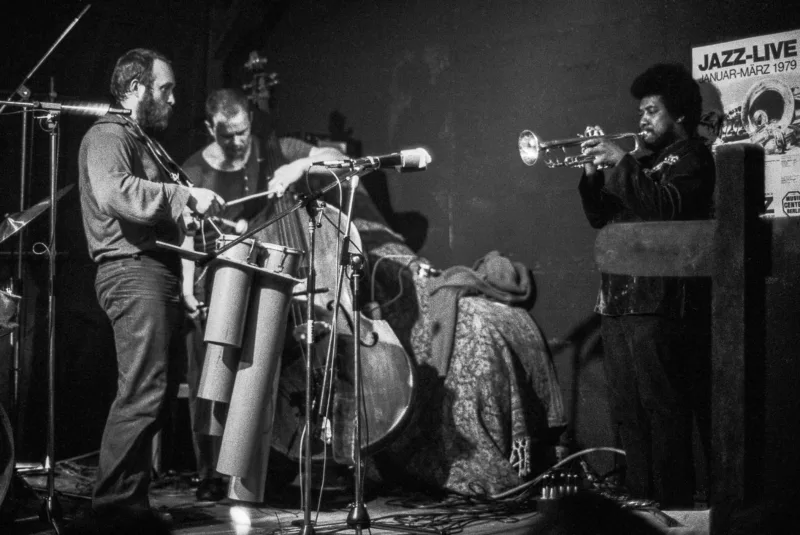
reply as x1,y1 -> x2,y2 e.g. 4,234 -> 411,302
203,235 -> 259,347
254,241 -> 302,277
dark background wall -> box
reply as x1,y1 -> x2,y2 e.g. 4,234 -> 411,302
0,0 -> 798,496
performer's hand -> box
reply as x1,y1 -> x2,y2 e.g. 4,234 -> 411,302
183,293 -> 207,321
180,207 -> 199,236
580,137 -> 626,170
580,125 -> 603,175
188,187 -> 226,217
267,159 -> 311,197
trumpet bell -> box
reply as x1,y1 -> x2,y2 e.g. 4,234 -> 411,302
518,130 -> 541,166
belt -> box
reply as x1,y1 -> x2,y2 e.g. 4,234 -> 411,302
99,249 -> 178,265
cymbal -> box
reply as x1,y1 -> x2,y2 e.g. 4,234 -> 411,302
0,185 -> 74,246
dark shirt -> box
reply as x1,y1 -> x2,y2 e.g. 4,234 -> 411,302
579,137 -> 715,317
78,114 -> 191,263
181,134 -> 319,253
182,137 -> 266,222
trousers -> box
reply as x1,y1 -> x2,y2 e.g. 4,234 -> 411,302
601,314 -> 694,508
92,253 -> 183,512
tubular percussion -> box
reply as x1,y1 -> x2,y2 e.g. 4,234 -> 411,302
196,235 -> 260,435
196,236 -> 302,503
203,235 -> 259,347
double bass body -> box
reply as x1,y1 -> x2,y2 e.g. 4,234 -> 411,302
261,200 -> 416,467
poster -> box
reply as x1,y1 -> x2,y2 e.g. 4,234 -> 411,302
692,29 -> 800,218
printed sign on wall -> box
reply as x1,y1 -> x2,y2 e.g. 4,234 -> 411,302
692,29 -> 800,217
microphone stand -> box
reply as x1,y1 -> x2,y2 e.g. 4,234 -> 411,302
40,109 -> 63,532
236,169 -> 438,535
0,4 -> 90,429
0,99 -> 69,533
300,176 -> 439,535
0,7 -> 90,533
298,195 -> 325,535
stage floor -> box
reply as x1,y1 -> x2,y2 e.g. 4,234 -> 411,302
4,463 -> 710,535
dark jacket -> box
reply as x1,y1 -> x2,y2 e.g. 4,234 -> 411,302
578,137 -> 715,317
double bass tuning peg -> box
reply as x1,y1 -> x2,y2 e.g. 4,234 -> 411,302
242,51 -> 279,112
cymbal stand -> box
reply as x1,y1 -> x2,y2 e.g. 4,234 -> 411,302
8,92 -> 29,441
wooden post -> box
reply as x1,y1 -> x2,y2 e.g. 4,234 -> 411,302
709,143 -> 765,534
594,143 -> 766,535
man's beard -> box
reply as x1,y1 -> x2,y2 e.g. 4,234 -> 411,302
137,88 -> 172,130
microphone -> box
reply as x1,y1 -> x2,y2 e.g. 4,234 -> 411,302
314,148 -> 431,172
35,100 -> 131,117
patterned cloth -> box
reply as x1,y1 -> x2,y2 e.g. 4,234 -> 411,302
351,196 -> 565,497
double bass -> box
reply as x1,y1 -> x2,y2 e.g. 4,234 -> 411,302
241,52 -> 416,467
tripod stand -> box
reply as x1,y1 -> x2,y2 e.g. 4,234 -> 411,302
329,249 -> 439,535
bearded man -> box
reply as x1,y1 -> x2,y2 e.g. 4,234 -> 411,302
78,47 -> 224,516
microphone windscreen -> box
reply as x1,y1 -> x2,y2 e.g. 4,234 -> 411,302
401,148 -> 432,171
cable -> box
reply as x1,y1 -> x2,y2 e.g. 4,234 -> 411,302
365,254 -> 418,315
489,446 -> 625,500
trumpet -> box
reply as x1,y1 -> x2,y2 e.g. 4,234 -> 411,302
518,128 -> 644,168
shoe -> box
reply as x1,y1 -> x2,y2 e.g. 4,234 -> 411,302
195,477 -> 227,501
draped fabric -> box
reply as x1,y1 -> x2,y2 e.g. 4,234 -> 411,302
349,188 -> 566,497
